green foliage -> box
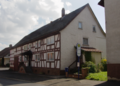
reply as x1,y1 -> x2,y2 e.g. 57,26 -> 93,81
85,52 -> 92,61
6,63 -> 10,67
86,72 -> 107,81
82,61 -> 97,73
101,59 -> 107,71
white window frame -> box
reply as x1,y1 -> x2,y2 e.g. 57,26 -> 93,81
38,40 -> 41,47
93,25 -> 96,32
47,36 -> 54,45
78,22 -> 82,29
19,56 -> 22,62
83,38 -> 89,46
35,41 -> 37,48
46,52 -> 54,61
35,54 -> 40,61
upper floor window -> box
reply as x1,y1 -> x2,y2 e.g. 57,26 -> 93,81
47,52 -> 54,61
93,26 -> 96,32
83,38 -> 88,46
38,40 -> 41,47
35,54 -> 40,61
47,36 -> 54,45
24,45 -> 28,50
78,22 -> 82,29
35,41 -> 37,48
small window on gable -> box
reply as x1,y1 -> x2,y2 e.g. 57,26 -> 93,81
78,22 -> 82,29
93,26 -> 96,32
83,38 -> 88,46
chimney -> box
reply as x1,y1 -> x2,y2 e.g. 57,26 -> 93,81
62,8 -> 65,17
9,44 -> 12,48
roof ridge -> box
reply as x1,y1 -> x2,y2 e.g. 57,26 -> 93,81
14,4 -> 88,48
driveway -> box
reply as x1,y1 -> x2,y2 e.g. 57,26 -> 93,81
0,68 -> 120,86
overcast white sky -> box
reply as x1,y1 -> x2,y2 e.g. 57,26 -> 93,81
0,0 -> 105,51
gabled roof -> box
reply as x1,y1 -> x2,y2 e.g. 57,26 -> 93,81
0,47 -> 10,58
14,4 -> 88,48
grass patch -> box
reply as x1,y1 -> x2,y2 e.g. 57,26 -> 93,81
86,72 -> 107,81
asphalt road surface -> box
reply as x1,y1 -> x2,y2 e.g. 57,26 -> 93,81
0,67 -> 120,86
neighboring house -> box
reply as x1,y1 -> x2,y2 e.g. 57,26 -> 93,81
10,4 -> 106,75
0,45 -> 12,66
99,0 -> 120,81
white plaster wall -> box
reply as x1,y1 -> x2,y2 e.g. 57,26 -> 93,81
60,6 -> 106,70
4,58 -> 10,65
91,52 -> 102,65
105,0 -> 120,64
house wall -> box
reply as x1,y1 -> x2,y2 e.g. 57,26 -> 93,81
60,5 -> 106,70
104,0 -> 120,80
10,34 -> 61,75
4,58 -> 10,65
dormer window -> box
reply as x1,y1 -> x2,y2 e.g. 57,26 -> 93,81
78,22 -> 82,29
93,26 -> 96,32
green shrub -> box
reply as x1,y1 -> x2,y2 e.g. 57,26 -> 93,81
82,61 -> 97,73
101,59 -> 107,71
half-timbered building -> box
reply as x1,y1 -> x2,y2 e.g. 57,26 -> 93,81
10,4 -> 106,75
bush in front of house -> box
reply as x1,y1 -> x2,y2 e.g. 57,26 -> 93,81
101,58 -> 107,71
82,61 -> 97,73
6,63 -> 10,67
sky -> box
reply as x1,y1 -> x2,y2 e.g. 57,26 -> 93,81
0,0 -> 105,51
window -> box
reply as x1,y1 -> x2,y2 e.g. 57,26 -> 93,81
35,41 -> 37,48
24,45 -> 27,50
35,54 -> 40,61
83,38 -> 88,45
24,55 -> 28,62
47,52 -> 54,61
38,40 -> 41,47
47,36 -> 54,45
19,56 -> 22,62
93,26 -> 96,32
78,22 -> 82,29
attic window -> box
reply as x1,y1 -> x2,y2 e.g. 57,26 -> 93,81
78,22 -> 82,29
93,26 -> 96,32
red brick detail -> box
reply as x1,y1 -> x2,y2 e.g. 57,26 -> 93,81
107,64 -> 120,79
19,66 -> 26,74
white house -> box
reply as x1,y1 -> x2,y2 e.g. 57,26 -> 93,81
10,4 -> 106,75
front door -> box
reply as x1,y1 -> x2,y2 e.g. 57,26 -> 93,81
14,56 -> 18,71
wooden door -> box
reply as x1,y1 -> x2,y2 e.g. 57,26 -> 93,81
14,56 -> 18,71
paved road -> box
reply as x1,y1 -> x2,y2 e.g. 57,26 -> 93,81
0,68 -> 120,86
